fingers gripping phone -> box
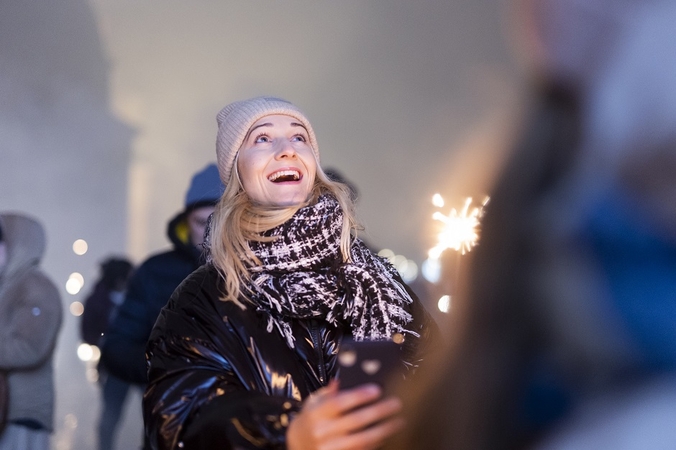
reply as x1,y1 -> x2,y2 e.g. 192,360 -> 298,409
337,337 -> 404,391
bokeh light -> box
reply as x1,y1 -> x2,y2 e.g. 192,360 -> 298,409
379,250 -> 419,283
65,272 -> 84,295
69,301 -> 84,316
438,295 -> 451,313
421,258 -> 441,283
77,343 -> 92,361
377,248 -> 395,262
72,239 -> 88,256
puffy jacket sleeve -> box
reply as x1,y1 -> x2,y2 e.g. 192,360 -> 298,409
143,268 -> 302,450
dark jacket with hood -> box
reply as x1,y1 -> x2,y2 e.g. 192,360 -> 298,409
0,213 -> 62,431
143,264 -> 437,450
101,211 -> 204,385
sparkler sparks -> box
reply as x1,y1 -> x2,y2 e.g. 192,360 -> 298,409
428,195 -> 489,258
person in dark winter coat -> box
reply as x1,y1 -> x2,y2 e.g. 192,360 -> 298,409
81,258 -> 133,348
80,257 -> 134,450
143,97 -> 438,450
101,163 -> 224,385
0,213 -> 62,450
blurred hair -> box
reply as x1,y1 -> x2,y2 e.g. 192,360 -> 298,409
388,82 -> 582,450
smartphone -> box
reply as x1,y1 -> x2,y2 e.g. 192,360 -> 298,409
337,338 -> 404,391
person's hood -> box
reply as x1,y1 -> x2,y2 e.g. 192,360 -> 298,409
0,213 -> 45,279
166,210 -> 202,262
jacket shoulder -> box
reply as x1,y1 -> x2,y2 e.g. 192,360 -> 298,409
17,268 -> 62,307
163,264 -> 223,311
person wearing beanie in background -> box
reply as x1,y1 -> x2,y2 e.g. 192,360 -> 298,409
142,97 -> 438,450
0,213 -> 63,450
101,164 -> 224,449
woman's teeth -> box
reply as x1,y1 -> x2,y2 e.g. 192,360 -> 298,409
268,170 -> 300,182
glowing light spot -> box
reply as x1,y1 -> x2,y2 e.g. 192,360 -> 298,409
70,301 -> 84,316
432,193 -> 445,208
377,248 -> 395,263
421,258 -> 441,284
66,279 -> 82,295
400,260 -> 418,283
70,272 -> 84,285
90,345 -> 101,362
72,239 -> 88,256
392,254 -> 408,269
438,295 -> 451,313
77,343 -> 94,361
66,272 -> 84,295
429,196 -> 489,257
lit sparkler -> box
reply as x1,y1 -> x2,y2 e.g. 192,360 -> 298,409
428,195 -> 489,258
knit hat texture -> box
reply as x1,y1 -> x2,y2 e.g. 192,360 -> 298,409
215,96 -> 320,184
184,163 -> 225,210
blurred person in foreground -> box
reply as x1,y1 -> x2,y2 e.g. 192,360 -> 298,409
101,164 -> 223,449
0,214 -> 63,450
80,257 -> 134,450
143,96 -> 437,450
387,1 -> 676,449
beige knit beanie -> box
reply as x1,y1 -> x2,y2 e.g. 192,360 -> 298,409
215,96 -> 320,184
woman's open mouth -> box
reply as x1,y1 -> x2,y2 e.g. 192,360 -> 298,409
268,169 -> 301,183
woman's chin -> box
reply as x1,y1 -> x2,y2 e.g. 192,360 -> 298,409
254,196 -> 310,209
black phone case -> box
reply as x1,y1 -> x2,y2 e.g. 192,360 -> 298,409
337,339 -> 403,391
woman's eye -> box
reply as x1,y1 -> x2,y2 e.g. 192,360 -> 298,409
254,134 -> 270,144
291,135 -> 307,142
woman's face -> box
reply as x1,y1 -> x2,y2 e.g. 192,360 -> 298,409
237,114 -> 317,207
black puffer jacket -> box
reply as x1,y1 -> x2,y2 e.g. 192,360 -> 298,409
143,264 -> 436,450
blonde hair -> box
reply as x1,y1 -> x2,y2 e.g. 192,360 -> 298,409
209,164 -> 360,305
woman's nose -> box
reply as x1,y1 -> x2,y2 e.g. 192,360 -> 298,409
275,140 -> 297,159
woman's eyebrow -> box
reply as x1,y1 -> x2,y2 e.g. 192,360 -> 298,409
244,122 -> 272,141
290,122 -> 308,132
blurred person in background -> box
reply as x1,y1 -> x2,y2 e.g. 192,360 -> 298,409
0,213 -> 63,450
387,0 -> 676,449
101,163 -> 224,449
80,257 -> 134,450
143,96 -> 437,450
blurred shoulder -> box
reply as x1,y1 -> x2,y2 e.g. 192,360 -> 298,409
21,268 -> 61,302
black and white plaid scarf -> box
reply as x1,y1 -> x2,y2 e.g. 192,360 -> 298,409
235,194 -> 416,348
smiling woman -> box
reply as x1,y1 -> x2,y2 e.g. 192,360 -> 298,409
142,96 -> 438,450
